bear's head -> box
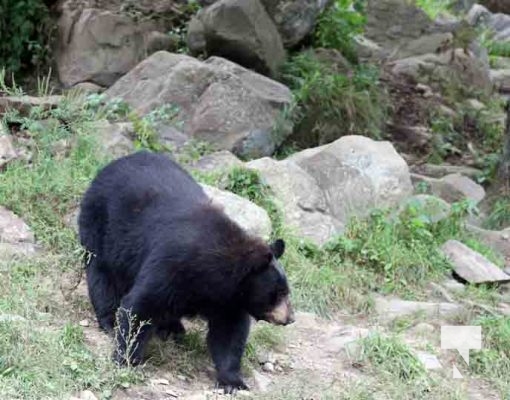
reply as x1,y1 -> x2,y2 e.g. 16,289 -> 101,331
242,239 -> 295,326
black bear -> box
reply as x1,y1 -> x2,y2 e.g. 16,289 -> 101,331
78,151 -> 294,391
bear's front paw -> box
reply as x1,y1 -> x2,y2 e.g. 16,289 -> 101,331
217,372 -> 249,394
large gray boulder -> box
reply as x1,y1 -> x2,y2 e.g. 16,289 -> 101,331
365,0 -> 460,59
390,49 -> 492,94
247,157 -> 342,245
259,0 -> 329,48
187,0 -> 285,76
202,184 -> 272,240
247,136 -> 413,245
55,2 -> 178,88
468,4 -> 510,42
106,52 -> 293,159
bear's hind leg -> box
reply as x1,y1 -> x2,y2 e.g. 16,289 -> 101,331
207,312 -> 251,393
154,313 -> 185,342
86,256 -> 119,333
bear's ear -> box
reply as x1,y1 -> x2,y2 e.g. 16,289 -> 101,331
244,242 -> 273,274
270,239 -> 285,259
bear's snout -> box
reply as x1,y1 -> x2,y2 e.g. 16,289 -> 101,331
265,296 -> 295,326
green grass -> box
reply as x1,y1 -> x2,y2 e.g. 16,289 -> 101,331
484,196 -> 510,230
0,258 -> 142,399
427,98 -> 506,183
280,51 -> 388,149
469,315 -> 510,397
415,0 -> 453,19
359,333 -> 426,381
199,167 -> 500,317
313,0 -> 366,63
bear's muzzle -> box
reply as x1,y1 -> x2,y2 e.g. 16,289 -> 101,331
265,295 -> 295,326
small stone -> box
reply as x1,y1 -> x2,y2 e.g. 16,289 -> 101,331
262,362 -> 274,373
79,319 -> 90,327
274,364 -> 283,372
151,378 -> 170,385
0,134 -> 17,168
79,390 -> 98,400
417,83 -> 433,97
177,374 -> 186,381
0,206 -> 37,258
442,279 -> 466,292
465,98 -> 486,111
416,351 -> 442,370
409,322 -> 435,335
0,314 -> 26,322
324,326 -> 370,354
237,390 -> 251,397
256,350 -> 276,365
252,370 -> 271,392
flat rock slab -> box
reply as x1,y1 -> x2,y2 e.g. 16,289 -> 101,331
374,296 -> 462,321
441,240 -> 510,284
0,95 -> 62,116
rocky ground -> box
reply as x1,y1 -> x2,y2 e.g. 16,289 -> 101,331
2,0 -> 510,399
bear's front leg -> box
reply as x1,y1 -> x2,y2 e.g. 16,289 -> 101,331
207,312 -> 251,393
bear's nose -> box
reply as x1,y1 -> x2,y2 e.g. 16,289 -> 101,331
285,308 -> 295,325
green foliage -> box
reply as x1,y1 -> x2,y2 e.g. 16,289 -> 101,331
323,200 -> 476,294
415,0 -> 453,19
484,196 -> 510,230
0,258 -> 142,399
281,51 -> 387,147
128,104 -> 180,152
314,0 -> 366,63
0,0 -> 53,76
427,99 -> 506,184
83,93 -> 132,122
223,167 -> 284,235
359,333 -> 426,381
176,139 -> 214,165
469,315 -> 510,396
0,93 -> 111,257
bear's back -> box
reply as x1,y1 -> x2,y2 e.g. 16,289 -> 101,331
91,151 -> 207,212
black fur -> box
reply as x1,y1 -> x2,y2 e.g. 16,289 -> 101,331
78,151 -> 292,392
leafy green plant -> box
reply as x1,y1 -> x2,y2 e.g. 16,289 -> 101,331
281,51 -> 387,147
359,333 -> 426,381
0,0 -> 54,76
314,0 -> 367,63
415,0 -> 453,19
484,196 -> 510,230
469,315 -> 510,396
128,105 -> 180,152
323,199 -> 481,294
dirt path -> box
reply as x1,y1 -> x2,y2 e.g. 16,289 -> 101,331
67,278 -> 503,400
